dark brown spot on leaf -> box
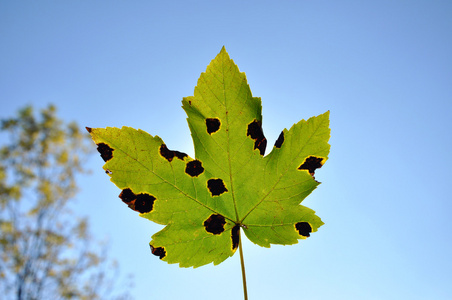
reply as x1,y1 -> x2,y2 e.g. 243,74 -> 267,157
150,245 -> 166,259
174,151 -> 187,160
206,118 -> 221,134
185,160 -> 204,177
97,143 -> 114,162
118,189 -> 155,213
247,120 -> 267,155
274,131 -> 284,148
295,222 -> 312,237
203,214 -> 226,235
85,127 -> 92,133
231,225 -> 240,251
298,156 -> 324,176
159,145 -> 173,160
207,178 -> 228,196
134,193 -> 155,213
159,144 -> 188,162
119,188 -> 136,204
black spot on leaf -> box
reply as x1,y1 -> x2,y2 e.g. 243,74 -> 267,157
97,143 -> 114,162
159,144 -> 188,162
203,214 -> 226,235
134,193 -> 156,213
174,151 -> 187,160
274,131 -> 284,148
231,225 -> 240,251
118,188 -> 155,213
150,245 -> 166,259
207,178 -> 228,196
295,222 -> 312,237
185,160 -> 204,177
247,120 -> 267,155
119,188 -> 136,204
206,118 -> 221,134
298,156 -> 324,176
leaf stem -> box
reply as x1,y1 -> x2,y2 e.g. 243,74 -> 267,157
239,229 -> 248,300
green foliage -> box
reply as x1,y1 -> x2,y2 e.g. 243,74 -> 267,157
88,47 -> 330,268
0,105 -> 127,299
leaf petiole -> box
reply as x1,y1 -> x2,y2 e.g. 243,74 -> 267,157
239,228 -> 248,300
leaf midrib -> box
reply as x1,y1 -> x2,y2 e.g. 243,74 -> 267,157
222,54 -> 241,224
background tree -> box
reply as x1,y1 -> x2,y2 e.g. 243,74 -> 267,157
0,105 -> 129,299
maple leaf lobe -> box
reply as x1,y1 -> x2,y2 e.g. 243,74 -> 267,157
204,214 -> 226,235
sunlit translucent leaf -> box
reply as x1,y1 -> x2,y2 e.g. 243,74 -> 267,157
88,47 -> 330,268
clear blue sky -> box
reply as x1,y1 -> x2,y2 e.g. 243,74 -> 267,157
1,1 -> 451,299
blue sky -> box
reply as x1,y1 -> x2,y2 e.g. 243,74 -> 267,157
1,1 -> 452,299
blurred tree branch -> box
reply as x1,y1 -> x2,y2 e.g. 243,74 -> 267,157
0,105 -> 130,299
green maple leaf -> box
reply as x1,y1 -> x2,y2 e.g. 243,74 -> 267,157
87,47 -> 330,268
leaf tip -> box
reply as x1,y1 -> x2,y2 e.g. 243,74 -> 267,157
218,45 -> 231,59
85,127 -> 92,133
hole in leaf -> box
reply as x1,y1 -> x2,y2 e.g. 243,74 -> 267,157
207,178 -> 228,196
247,120 -> 267,155
298,156 -> 325,176
185,160 -> 204,177
203,214 -> 226,235
231,225 -> 240,251
97,143 -> 114,162
150,245 -> 166,259
274,131 -> 284,148
159,144 -> 188,162
295,222 -> 312,237
206,118 -> 221,134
